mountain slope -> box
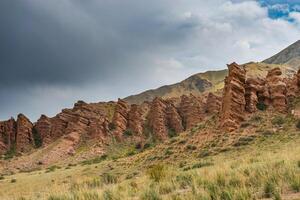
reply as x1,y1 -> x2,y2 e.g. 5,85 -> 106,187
124,69 -> 228,104
263,40 -> 300,69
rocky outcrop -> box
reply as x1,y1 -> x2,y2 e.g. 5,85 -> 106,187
148,98 -> 168,140
35,115 -> 52,145
128,104 -> 143,135
220,62 -> 246,132
16,114 -> 34,152
245,78 -> 265,113
205,92 -> 221,114
165,100 -> 184,133
0,118 -> 17,154
266,68 -> 287,113
112,99 -> 129,139
179,94 -> 204,130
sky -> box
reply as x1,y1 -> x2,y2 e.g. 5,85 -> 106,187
0,0 -> 300,121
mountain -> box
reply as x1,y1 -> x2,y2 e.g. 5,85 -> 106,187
124,69 -> 227,104
263,40 -> 300,69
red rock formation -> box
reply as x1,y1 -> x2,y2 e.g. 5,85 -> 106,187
205,92 -> 221,114
245,78 -> 265,113
179,94 -> 204,130
148,97 -> 168,140
165,100 -> 184,133
112,99 -> 129,139
35,101 -> 111,146
128,104 -> 143,135
35,115 -> 52,145
16,114 -> 34,152
0,118 -> 16,154
266,68 -> 287,113
220,62 -> 246,132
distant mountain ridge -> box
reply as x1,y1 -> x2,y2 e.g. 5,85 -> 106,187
124,40 -> 300,104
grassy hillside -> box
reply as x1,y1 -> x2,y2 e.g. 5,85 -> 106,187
2,104 -> 300,199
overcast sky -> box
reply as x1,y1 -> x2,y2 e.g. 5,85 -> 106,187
1,0 -> 300,121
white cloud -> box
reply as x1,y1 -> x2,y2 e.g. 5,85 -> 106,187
290,12 -> 300,24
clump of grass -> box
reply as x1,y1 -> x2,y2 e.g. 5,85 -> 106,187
45,165 -> 61,173
85,178 -> 102,188
186,145 -> 197,151
290,176 -> 300,192
198,150 -> 211,158
141,188 -> 161,200
147,164 -> 167,182
81,154 -> 107,165
263,180 -> 277,198
176,173 -> 193,189
10,178 -> 16,183
271,116 -> 285,126
101,173 -> 118,185
0,175 -> 4,180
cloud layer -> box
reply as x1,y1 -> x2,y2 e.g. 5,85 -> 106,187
0,0 -> 299,120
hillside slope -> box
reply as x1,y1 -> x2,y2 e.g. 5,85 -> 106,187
124,69 -> 228,104
263,40 -> 300,69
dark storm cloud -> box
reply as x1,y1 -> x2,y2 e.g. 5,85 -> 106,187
0,0 -> 198,88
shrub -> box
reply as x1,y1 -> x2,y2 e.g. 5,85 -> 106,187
198,150 -> 211,158
45,165 -> 61,173
123,129 -> 133,137
168,129 -> 177,138
108,123 -> 116,131
191,161 -> 213,169
257,102 -> 267,111
147,165 -> 167,182
10,178 -> 16,183
0,176 -> 4,180
186,145 -> 197,151
81,154 -> 107,165
271,116 -> 285,126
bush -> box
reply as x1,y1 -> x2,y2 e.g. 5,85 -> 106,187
186,145 -> 197,151
123,129 -> 133,137
10,178 -> 16,183
257,102 -> 267,111
45,165 -> 61,173
147,165 -> 167,182
81,154 -> 107,165
108,123 -> 116,131
168,129 -> 177,138
271,116 -> 285,126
